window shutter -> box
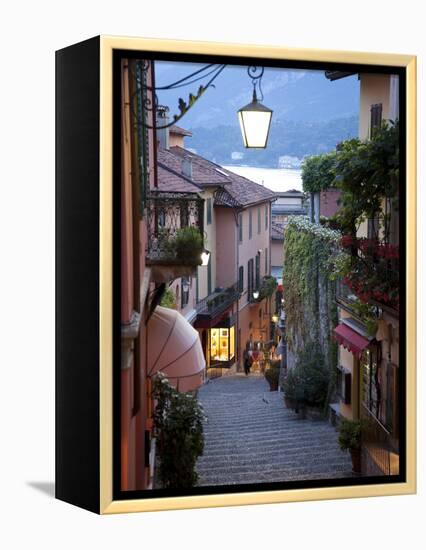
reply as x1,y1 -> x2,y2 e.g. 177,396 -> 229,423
370,103 -> 383,137
344,372 -> 352,405
239,266 -> 244,293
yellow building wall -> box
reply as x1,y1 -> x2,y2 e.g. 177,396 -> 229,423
359,73 -> 391,140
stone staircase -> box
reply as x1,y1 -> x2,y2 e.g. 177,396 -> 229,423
196,374 -> 353,486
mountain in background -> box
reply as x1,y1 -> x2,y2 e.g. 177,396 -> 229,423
185,116 -> 358,167
155,62 -> 359,167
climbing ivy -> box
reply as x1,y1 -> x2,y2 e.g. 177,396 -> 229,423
283,217 -> 340,407
301,150 -> 337,194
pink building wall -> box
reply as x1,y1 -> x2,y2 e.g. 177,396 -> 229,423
215,207 -> 237,288
120,58 -> 157,492
238,203 -> 272,308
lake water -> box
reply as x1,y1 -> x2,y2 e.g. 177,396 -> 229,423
223,165 -> 303,193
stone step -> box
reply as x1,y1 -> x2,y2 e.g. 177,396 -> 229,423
198,464 -> 354,486
195,374 -> 352,485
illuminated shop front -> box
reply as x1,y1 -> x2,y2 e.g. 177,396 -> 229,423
209,326 -> 235,368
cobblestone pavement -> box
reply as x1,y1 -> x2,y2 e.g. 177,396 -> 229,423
196,374 -> 353,486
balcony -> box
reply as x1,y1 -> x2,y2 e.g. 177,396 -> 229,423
249,275 -> 277,305
361,405 -> 399,476
195,283 -> 239,328
335,278 -> 361,317
145,191 -> 204,282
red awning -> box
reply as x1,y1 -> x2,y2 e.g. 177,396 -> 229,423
333,323 -> 370,358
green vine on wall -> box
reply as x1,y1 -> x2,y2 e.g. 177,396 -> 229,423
283,217 -> 340,407
301,150 -> 337,194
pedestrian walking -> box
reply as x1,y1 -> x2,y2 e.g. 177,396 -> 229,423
243,349 -> 252,376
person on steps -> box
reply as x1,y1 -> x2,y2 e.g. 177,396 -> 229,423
243,349 -> 252,376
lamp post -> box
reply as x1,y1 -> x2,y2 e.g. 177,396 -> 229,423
238,67 -> 273,148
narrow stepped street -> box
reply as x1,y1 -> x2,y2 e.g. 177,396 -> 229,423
196,374 -> 353,486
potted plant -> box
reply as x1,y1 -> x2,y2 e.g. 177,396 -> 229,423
264,360 -> 280,391
173,226 -> 204,266
281,368 -> 298,409
338,418 -> 363,473
152,373 -> 206,488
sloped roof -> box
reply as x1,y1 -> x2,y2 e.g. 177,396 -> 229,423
169,124 -> 193,137
169,146 -> 276,208
157,164 -> 201,193
160,146 -> 231,188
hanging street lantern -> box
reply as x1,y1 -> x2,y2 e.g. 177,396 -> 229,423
238,67 -> 273,148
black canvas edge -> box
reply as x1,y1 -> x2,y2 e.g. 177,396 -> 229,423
55,35 -> 101,514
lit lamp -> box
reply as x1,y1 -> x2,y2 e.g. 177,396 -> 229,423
272,313 -> 279,323
253,290 -> 260,300
238,88 -> 273,148
201,249 -> 211,266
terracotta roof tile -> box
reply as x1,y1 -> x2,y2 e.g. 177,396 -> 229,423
159,147 -> 231,187
169,146 -> 276,208
157,164 -> 201,193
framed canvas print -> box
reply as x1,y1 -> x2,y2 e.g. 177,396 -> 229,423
55,36 -> 416,514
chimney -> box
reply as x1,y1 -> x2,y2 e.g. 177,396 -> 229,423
182,158 -> 193,179
156,106 -> 170,150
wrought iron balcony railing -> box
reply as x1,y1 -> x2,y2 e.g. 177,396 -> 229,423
249,275 -> 277,304
145,191 -> 204,266
336,278 -> 359,310
196,283 -> 239,320
361,405 -> 399,476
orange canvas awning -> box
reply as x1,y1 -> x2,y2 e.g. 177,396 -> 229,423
147,306 -> 205,392
333,323 -> 370,358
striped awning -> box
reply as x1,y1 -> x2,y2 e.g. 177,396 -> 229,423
147,306 -> 205,392
333,323 -> 370,358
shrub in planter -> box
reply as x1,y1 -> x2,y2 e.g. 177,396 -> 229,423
338,418 -> 363,473
172,226 -> 204,266
264,362 -> 280,391
294,343 -> 329,409
281,368 -> 299,409
282,344 -> 330,415
152,373 -> 206,488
